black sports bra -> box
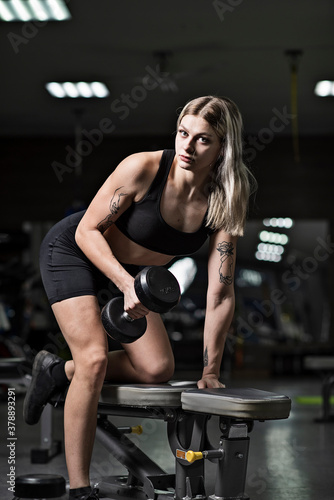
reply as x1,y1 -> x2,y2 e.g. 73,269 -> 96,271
114,150 -> 213,256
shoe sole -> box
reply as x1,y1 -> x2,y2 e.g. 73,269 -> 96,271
23,350 -> 54,425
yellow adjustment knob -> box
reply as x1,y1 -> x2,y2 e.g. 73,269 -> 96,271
186,450 -> 203,463
131,425 -> 143,435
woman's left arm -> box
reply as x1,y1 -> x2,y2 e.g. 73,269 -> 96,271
197,230 -> 238,389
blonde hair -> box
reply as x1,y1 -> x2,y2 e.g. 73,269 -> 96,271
177,96 -> 256,236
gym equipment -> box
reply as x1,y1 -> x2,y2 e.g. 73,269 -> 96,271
14,473 -> 66,499
101,266 -> 180,343
304,355 -> 334,422
39,382 -> 291,500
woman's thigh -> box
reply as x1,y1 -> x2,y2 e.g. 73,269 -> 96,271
51,295 -> 108,364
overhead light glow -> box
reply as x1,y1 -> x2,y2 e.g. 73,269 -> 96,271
45,82 -> 66,98
63,81 -> 79,98
259,231 -> 289,245
0,0 -> 71,22
255,251 -> 282,263
91,81 -> 109,98
258,243 -> 284,255
30,0 -> 48,21
263,217 -> 293,229
77,82 -> 93,98
0,1 -> 14,20
45,81 -> 110,99
12,0 -> 30,21
256,243 -> 285,263
46,0 -> 69,20
168,257 -> 197,295
237,269 -> 263,287
314,80 -> 334,97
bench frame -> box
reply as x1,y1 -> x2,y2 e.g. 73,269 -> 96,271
28,383 -> 291,500
94,384 -> 290,500
95,403 -> 252,500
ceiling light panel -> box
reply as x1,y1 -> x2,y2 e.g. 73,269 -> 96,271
45,81 -> 110,99
314,80 -> 334,97
0,0 -> 71,22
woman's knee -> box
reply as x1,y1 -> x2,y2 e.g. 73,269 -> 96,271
74,349 -> 108,385
140,355 -> 175,384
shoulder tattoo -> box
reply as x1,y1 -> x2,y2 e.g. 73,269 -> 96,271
216,241 -> 234,286
97,186 -> 127,233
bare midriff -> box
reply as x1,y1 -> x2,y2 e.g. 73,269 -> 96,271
103,224 -> 175,266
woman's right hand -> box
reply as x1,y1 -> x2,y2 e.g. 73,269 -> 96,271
122,279 -> 150,320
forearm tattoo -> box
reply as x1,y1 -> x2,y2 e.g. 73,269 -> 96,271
216,241 -> 234,285
97,186 -> 127,233
203,346 -> 208,367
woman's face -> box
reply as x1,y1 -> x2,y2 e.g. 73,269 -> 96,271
175,114 -> 222,173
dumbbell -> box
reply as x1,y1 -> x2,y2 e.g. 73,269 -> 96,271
14,473 -> 66,498
101,266 -> 180,343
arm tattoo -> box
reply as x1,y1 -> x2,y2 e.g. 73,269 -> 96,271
216,241 -> 234,286
97,186 -> 127,233
203,346 -> 208,367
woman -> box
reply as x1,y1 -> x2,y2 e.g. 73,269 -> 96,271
24,95 -> 255,500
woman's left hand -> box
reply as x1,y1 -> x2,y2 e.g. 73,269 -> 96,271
197,375 -> 225,389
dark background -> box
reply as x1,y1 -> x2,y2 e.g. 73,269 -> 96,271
1,0 -> 333,377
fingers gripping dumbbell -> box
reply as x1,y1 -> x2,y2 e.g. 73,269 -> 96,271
101,266 -> 180,343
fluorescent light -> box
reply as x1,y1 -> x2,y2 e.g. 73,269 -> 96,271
45,0 -> 70,21
30,0 -> 48,21
263,217 -> 294,228
0,0 -> 71,22
258,243 -> 284,255
0,1 -> 14,20
77,82 -> 93,98
238,269 -> 263,287
255,251 -> 282,263
45,82 -> 66,98
63,81 -> 79,98
259,231 -> 289,245
314,80 -> 334,97
45,81 -> 110,99
91,81 -> 109,98
12,0 -> 30,21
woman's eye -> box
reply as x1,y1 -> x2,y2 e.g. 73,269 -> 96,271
179,129 -> 187,137
199,137 -> 209,143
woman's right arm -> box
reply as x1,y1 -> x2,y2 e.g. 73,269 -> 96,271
75,151 -> 154,319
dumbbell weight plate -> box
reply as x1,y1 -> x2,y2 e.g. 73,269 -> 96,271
15,473 -> 66,498
101,296 -> 147,343
134,266 -> 180,313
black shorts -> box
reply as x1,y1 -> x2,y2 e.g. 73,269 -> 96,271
39,210 -> 142,307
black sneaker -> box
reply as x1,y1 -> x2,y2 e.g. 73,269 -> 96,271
88,489 -> 99,500
70,487 -> 99,500
23,350 -> 65,425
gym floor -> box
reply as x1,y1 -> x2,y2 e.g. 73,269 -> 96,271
1,374 -> 333,500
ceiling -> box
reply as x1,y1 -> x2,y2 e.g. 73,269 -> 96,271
1,0 -> 334,137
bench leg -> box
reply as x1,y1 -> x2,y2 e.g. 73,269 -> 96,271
96,416 -> 175,500
211,434 -> 250,500
30,404 -> 62,464
168,413 -> 210,500
316,374 -> 334,422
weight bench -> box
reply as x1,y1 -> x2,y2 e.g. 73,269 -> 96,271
92,382 -> 291,500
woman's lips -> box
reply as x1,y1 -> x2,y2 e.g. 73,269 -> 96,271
179,155 -> 193,163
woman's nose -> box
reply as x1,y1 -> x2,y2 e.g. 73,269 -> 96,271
184,137 -> 195,153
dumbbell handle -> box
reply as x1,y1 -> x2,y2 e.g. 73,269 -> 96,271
122,311 -> 134,322
101,266 -> 180,344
